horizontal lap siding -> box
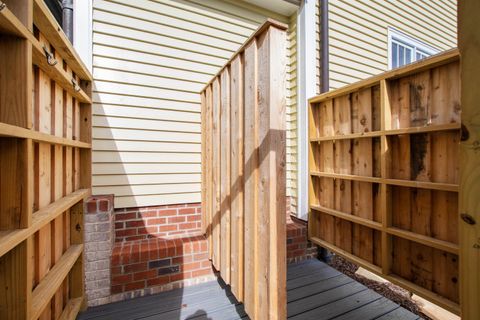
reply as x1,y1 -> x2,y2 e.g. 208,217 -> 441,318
328,0 -> 457,90
287,14 -> 298,214
92,0 -> 293,208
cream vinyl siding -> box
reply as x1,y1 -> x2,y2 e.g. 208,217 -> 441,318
92,0 -> 296,208
287,14 -> 298,214
315,0 -> 321,94
327,0 -> 457,90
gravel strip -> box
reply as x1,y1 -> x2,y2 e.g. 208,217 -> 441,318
326,255 -> 431,320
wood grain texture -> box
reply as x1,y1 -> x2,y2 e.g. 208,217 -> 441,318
229,55 -> 244,300
0,2 -> 91,317
201,22 -> 287,319
219,67 -> 231,284
308,53 -> 461,314
458,2 -> 480,318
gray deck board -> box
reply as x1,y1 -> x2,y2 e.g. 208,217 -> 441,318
78,258 -> 420,320
332,297 -> 400,320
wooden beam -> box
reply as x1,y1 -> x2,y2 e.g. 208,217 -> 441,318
310,172 -> 458,192
310,123 -> 460,142
0,122 -> 92,148
32,0 -> 92,80
31,244 -> 83,320
57,298 -> 82,320
0,189 -> 89,258
309,49 -> 459,104
0,239 -> 32,320
458,1 -> 480,318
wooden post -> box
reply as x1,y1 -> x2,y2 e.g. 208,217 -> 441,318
458,2 -> 480,319
200,20 -> 287,320
69,202 -> 84,302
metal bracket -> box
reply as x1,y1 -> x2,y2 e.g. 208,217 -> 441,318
42,45 -> 58,66
0,2 -> 6,11
71,79 -> 81,92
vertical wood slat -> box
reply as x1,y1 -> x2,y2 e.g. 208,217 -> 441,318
220,67 -> 231,285
243,37 -> 258,318
200,20 -> 287,320
230,55 -> 244,300
308,51 -> 461,314
458,2 -> 480,318
0,2 -> 34,319
380,79 -> 392,275
211,77 -> 221,271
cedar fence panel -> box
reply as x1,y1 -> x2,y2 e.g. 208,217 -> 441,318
308,49 -> 461,315
201,20 -> 287,320
0,1 -> 92,319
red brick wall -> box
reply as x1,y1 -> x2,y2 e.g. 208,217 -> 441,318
114,203 -> 202,242
287,214 -> 317,264
111,236 -> 214,299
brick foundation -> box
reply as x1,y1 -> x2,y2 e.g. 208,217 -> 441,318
83,195 -> 315,306
287,215 -> 318,264
114,203 -> 202,242
110,236 -> 214,301
84,195 -> 115,306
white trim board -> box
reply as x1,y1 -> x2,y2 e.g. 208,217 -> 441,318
296,0 -> 317,221
73,0 -> 93,72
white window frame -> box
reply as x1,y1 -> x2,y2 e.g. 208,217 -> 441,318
387,28 -> 439,69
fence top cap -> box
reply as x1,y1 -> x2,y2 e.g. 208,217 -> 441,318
309,48 -> 459,104
201,18 -> 288,93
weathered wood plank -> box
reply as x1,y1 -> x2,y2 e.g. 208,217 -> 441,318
230,54 -> 244,300
242,38 -> 258,318
211,77 -> 221,271
220,67 -> 231,284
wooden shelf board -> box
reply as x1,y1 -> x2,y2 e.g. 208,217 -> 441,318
33,0 -> 92,81
0,3 -> 91,102
308,49 -> 459,104
31,244 -> 83,320
310,236 -> 460,315
310,204 -> 458,254
310,172 -> 380,184
58,298 -> 83,320
31,38 -> 91,103
310,204 -> 382,231
310,123 -> 460,142
386,274 -> 460,315
0,189 -> 90,258
387,227 -> 459,254
0,4 -> 28,37
310,236 -> 382,275
0,122 -> 91,148
310,171 -> 458,192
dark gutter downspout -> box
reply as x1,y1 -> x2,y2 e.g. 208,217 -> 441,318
318,0 -> 331,263
62,0 -> 74,43
320,0 -> 329,93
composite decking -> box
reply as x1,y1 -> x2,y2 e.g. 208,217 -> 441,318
78,259 -> 420,320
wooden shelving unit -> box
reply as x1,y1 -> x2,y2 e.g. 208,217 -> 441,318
308,50 -> 461,314
0,0 -> 92,319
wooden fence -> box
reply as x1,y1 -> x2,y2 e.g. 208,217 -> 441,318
0,1 -> 92,319
308,49 -> 461,314
201,20 -> 287,320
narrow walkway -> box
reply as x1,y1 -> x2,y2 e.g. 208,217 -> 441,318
287,259 -> 420,319
78,259 -> 419,320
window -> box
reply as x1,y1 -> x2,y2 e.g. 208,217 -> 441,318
388,28 -> 439,69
